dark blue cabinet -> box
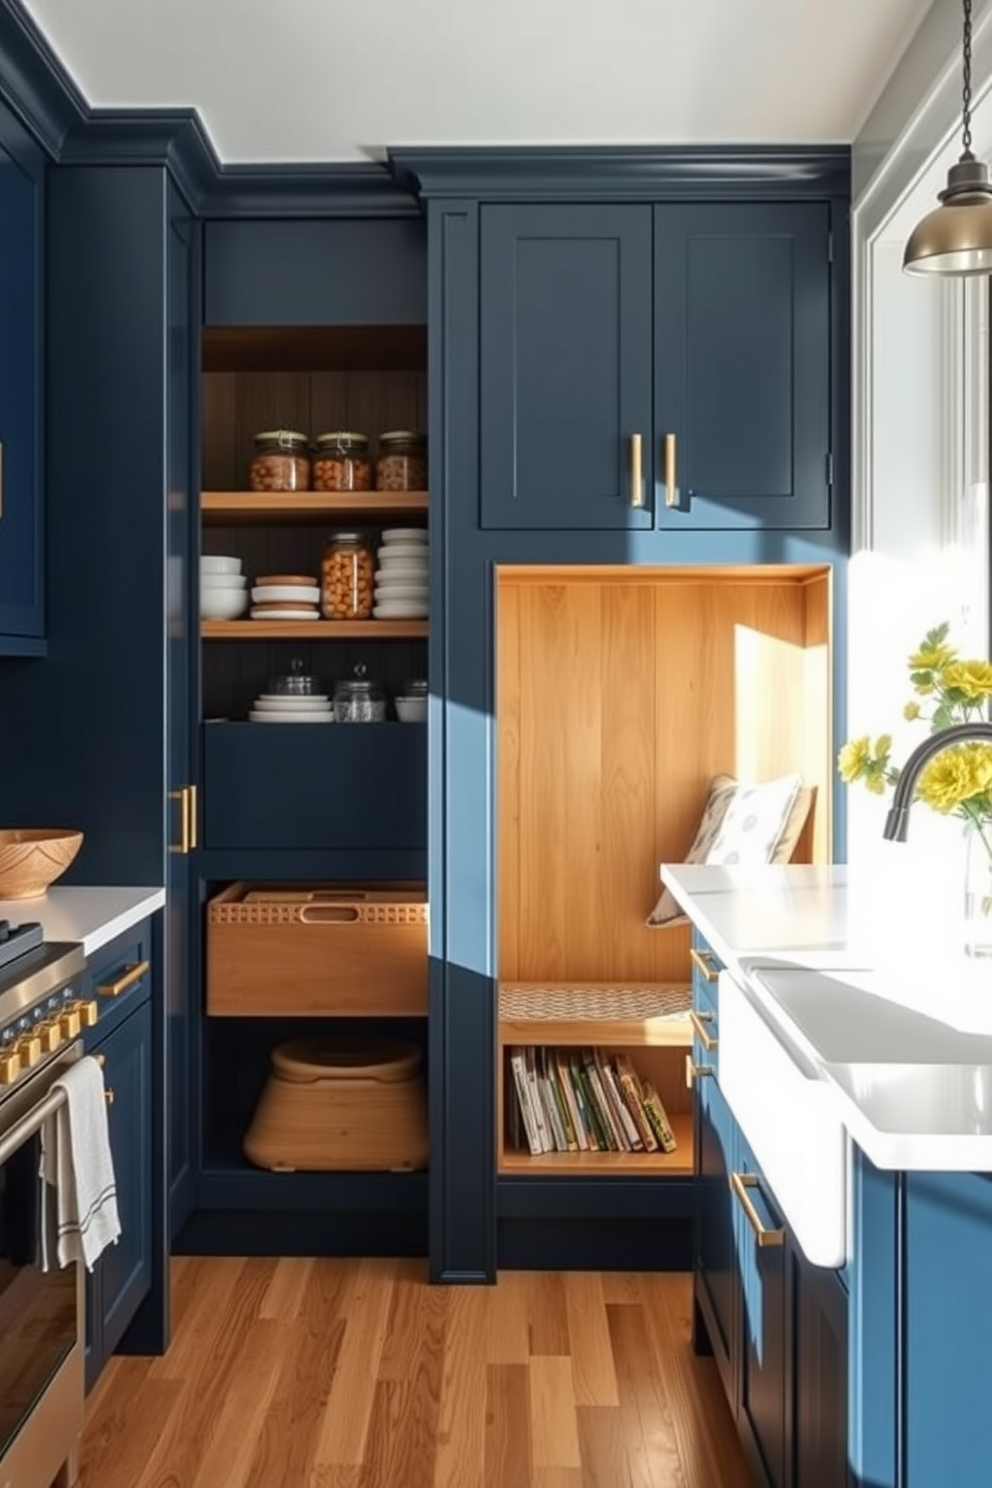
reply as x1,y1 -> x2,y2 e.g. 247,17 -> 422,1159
480,203 -> 654,529
791,1245 -> 850,1488
695,1068 -> 738,1403
479,200 -> 832,534
84,999 -> 153,1391
654,203 -> 831,531
736,1141 -> 789,1488
0,106 -> 43,647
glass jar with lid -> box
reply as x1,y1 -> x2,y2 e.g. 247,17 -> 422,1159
321,531 -> 375,620
249,430 -> 311,492
333,664 -> 386,723
376,431 -> 428,492
268,657 -> 322,696
313,431 -> 373,492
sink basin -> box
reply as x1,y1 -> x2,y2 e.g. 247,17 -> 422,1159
719,969 -> 848,1268
825,1062 -> 992,1136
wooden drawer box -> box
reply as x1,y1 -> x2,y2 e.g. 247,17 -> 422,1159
206,882 -> 428,1017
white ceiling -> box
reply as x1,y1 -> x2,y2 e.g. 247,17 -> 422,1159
22,0 -> 935,165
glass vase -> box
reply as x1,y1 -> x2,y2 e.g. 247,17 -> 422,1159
963,831 -> 992,959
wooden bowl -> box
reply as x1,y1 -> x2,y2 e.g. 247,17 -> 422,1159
0,829 -> 83,899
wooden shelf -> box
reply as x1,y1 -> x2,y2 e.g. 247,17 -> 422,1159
202,619 -> 428,640
498,982 -> 693,1047
499,1113 -> 694,1176
201,491 -> 429,523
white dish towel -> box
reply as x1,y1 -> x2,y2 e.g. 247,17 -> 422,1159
40,1054 -> 121,1271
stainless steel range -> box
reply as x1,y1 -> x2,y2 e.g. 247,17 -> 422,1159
0,921 -> 96,1488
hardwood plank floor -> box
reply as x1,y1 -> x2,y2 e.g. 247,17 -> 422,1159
79,1260 -> 754,1488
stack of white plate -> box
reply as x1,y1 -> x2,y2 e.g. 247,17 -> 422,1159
248,693 -> 334,724
201,556 -> 247,620
250,573 -> 321,622
373,529 -> 428,619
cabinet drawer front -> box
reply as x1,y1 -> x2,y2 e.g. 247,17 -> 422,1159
85,920 -> 153,1042
480,203 -> 654,530
203,723 -> 426,852
736,1145 -> 789,1488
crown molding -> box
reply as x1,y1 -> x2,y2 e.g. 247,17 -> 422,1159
0,0 -> 85,156
389,144 -> 852,202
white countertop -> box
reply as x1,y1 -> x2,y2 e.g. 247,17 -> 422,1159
662,863 -> 992,1172
0,886 -> 165,956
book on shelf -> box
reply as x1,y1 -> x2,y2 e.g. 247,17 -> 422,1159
506,1045 -> 679,1157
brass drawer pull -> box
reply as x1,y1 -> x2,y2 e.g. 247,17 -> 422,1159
731,1172 -> 785,1248
685,1055 -> 714,1087
97,959 -> 150,999
689,947 -> 719,984
169,787 -> 190,854
688,1009 -> 718,1051
664,432 -> 677,508
630,433 -> 644,508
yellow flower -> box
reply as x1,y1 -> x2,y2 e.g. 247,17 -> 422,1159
909,643 -> 956,671
903,701 -> 921,721
940,660 -> 992,699
916,744 -> 992,813
865,774 -> 887,795
838,736 -> 870,783
874,734 -> 892,759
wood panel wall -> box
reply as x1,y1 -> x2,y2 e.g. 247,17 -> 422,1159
496,568 -> 832,984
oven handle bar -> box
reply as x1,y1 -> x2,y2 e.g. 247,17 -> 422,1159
0,1086 -> 68,1166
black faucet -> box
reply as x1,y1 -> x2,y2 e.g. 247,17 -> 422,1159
883,722 -> 992,841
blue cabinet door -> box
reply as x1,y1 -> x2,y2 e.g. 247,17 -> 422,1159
654,203 -> 831,531
735,1141 -> 789,1488
480,204 -> 654,529
694,1068 -> 738,1406
792,1246 -> 850,1488
0,117 -> 43,642
93,1001 -> 153,1370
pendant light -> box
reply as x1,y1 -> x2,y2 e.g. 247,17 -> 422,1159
904,0 -> 992,276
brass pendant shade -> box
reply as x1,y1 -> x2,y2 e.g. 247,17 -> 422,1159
904,0 -> 992,277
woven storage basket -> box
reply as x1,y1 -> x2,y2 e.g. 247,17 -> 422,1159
206,882 -> 428,1016
243,1038 -> 428,1172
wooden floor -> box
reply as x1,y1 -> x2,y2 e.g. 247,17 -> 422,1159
79,1258 -> 754,1488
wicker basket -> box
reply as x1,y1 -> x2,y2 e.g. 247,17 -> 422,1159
243,1039 -> 429,1172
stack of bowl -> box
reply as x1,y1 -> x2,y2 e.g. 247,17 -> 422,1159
201,556 -> 247,619
373,530 -> 428,619
251,572 -> 321,622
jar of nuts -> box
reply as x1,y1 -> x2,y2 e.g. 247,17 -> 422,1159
249,430 -> 311,492
313,431 -> 373,492
321,531 -> 374,620
376,431 -> 428,492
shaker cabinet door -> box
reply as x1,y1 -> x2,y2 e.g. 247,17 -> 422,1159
735,1142 -> 789,1488
480,203 -> 654,530
97,1002 -> 153,1363
654,202 -> 832,531
0,117 -> 43,644
694,1069 -> 739,1405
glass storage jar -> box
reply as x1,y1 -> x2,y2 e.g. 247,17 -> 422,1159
313,432 -> 373,492
376,431 -> 428,492
333,665 -> 386,723
268,658 -> 322,696
321,531 -> 374,620
249,430 -> 311,492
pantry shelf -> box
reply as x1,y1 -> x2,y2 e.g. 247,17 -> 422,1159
497,982 -> 693,1047
499,1114 -> 694,1176
201,491 -> 429,523
202,620 -> 428,640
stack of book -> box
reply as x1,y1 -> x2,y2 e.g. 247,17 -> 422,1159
507,1046 -> 678,1156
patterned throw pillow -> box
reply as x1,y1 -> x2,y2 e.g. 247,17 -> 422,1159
646,775 -> 738,928
705,773 -> 803,866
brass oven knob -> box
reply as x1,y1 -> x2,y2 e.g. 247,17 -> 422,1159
16,1035 -> 42,1070
74,999 -> 99,1029
38,1019 -> 62,1054
59,1009 -> 81,1040
0,1048 -> 20,1085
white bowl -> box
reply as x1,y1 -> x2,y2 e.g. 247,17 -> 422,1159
201,573 -> 247,589
376,545 -> 429,563
255,693 -> 330,709
373,601 -> 428,619
201,589 -> 248,620
252,584 -> 321,604
382,528 -> 428,545
395,696 -> 428,723
249,606 -> 320,620
249,710 -> 334,724
374,584 -> 429,603
201,556 -> 242,575
374,563 -> 429,582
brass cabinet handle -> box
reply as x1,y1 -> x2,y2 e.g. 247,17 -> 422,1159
97,959 -> 150,999
689,947 -> 719,984
685,1055 -> 714,1087
688,1009 -> 718,1051
104,1088 -> 115,1106
731,1171 -> 785,1248
188,784 -> 198,851
664,432 -> 677,508
169,787 -> 190,854
629,433 -> 644,508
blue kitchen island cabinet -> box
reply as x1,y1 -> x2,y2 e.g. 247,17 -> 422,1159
479,200 -> 833,533
0,99 -> 44,651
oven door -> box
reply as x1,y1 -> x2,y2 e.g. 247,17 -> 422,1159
0,1047 -> 83,1467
